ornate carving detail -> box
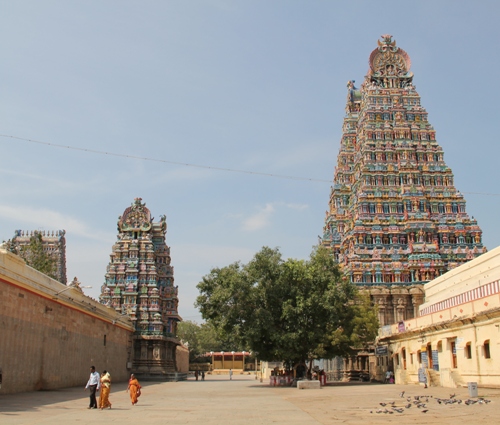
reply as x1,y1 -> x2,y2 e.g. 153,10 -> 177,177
118,198 -> 152,232
367,35 -> 413,88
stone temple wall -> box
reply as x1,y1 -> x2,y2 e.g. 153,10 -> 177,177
0,249 -> 135,395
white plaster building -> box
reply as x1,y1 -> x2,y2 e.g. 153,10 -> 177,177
377,246 -> 500,388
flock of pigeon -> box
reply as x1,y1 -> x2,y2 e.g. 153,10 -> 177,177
370,390 -> 492,414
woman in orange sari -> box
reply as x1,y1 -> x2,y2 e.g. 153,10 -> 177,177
99,370 -> 112,409
127,373 -> 141,405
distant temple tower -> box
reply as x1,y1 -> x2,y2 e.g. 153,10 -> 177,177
321,35 -> 485,326
100,198 -> 183,380
10,230 -> 67,284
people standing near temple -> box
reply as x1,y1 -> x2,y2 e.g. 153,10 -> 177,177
127,373 -> 142,406
84,366 -> 100,409
99,370 -> 112,410
229,369 -> 233,380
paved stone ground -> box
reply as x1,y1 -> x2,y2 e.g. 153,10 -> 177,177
1,374 -> 499,424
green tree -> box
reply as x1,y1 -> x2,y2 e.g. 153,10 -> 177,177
177,320 -> 201,362
176,320 -> 242,362
4,232 -> 58,280
196,246 -> 379,371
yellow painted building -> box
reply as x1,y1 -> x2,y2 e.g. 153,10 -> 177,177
377,245 -> 500,388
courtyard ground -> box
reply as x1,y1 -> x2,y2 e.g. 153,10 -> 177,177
0,374 -> 498,424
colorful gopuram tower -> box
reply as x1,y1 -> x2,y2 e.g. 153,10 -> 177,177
100,198 -> 183,380
322,35 -> 485,326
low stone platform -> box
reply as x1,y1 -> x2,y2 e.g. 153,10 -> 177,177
297,380 -> 320,389
210,369 -> 255,376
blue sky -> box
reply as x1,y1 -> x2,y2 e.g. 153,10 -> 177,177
1,1 -> 500,322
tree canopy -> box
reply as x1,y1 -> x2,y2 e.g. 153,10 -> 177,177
177,320 -> 237,362
195,246 -> 378,366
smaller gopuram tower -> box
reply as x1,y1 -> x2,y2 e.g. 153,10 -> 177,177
9,229 -> 67,284
100,198 -> 183,380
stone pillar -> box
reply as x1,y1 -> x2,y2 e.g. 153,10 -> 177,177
410,287 -> 425,317
395,297 -> 407,322
343,358 -> 349,381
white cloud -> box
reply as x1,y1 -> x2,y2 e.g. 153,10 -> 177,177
240,202 -> 308,232
0,168 -> 75,188
284,203 -> 309,211
0,204 -> 113,242
242,203 -> 275,231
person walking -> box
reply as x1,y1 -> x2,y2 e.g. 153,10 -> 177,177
127,373 -> 142,406
99,370 -> 112,410
201,371 -> 205,381
229,369 -> 233,380
85,366 -> 100,409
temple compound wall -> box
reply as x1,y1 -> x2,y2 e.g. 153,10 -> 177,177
0,249 -> 135,395
377,246 -> 500,388
176,344 -> 189,374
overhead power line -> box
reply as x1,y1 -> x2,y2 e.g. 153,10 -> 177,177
0,134 -> 331,183
1,134 -> 499,196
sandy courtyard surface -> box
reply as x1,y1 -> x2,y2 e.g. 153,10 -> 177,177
1,374 -> 498,425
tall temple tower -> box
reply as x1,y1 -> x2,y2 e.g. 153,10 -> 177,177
322,35 -> 485,325
100,198 -> 183,380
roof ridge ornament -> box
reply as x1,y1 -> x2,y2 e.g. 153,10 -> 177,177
367,35 -> 413,89
378,34 -> 398,52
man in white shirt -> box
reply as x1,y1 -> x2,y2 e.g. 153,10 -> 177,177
85,366 -> 100,409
